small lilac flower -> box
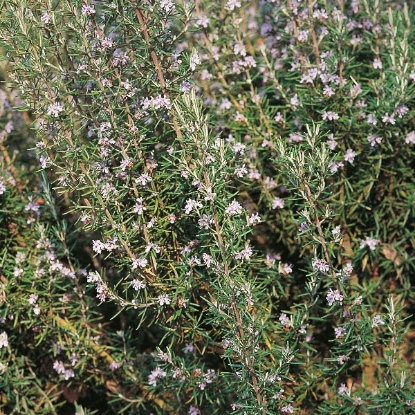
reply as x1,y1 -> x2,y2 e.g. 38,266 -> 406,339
225,200 -> 243,215
372,314 -> 385,328
0,332 -> 8,348
183,343 -> 195,354
41,12 -> 51,24
225,0 -> 241,11
235,245 -> 253,261
148,366 -> 167,386
158,294 -> 170,306
81,5 -> 95,15
382,112 -> 395,124
272,197 -> 285,209
280,263 -> 293,275
188,405 -> 201,415
326,289 -> 344,306
405,131 -> 415,144
312,258 -> 329,273
109,361 -> 120,371
92,240 -> 105,254
338,383 -> 349,395
360,236 -> 379,250
185,199 -> 203,215
335,326 -> 347,338
279,313 -> 291,327
344,149 -> 357,163
373,58 -> 382,69
131,279 -> 146,290
190,51 -> 200,71
337,355 -> 350,365
281,404 -> 294,413
322,111 -> 340,121
367,134 -> 382,147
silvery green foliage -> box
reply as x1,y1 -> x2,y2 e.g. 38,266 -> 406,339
0,0 -> 415,414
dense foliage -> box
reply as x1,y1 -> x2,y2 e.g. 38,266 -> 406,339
0,0 -> 415,414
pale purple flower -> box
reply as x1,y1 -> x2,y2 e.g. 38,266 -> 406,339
28,294 -> 38,305
275,112 -> 283,123
322,111 -> 340,121
344,149 -> 357,163
160,0 -> 175,13
367,114 -> 377,125
109,361 -> 120,371
313,8 -> 328,19
338,383 -> 349,395
92,240 -> 105,254
405,131 -> 415,144
288,133 -> 303,143
48,102 -> 63,117
225,0 -> 241,11
337,355 -> 350,365
281,404 -> 294,413
101,37 -> 115,50
312,258 -> 329,273
225,200 -> 243,215
41,12 -> 51,24
279,313 -> 291,327
298,30 -> 309,42
354,397 -> 363,406
326,289 -> 343,306
235,164 -> 248,177
158,294 -> 170,306
335,326 -> 347,338
382,112 -> 395,124
396,105 -> 408,118
81,5 -> 95,15
290,94 -> 300,108
96,283 -> 106,302
131,279 -> 146,290
234,43 -> 246,56
367,134 -> 382,147
53,360 -> 65,374
0,332 -> 8,348
272,197 -> 285,209
134,198 -> 146,214
183,343 -> 195,354
372,314 -> 385,328
145,243 -> 160,253
323,85 -> 334,97
188,405 -> 201,415
235,245 -> 253,261
220,98 -> 232,110
280,263 -> 293,275
0,179 -> 6,195
373,58 -> 382,69
185,199 -> 203,215
249,213 -> 261,226
148,366 -> 167,386
343,263 -> 353,276
198,214 -> 213,229
327,134 -> 337,150
329,161 -> 344,173
190,52 -> 201,71
360,236 -> 379,250
196,15 -> 210,28
105,237 -> 118,252
135,173 -> 152,186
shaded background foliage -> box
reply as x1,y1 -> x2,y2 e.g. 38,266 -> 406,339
0,0 -> 415,414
